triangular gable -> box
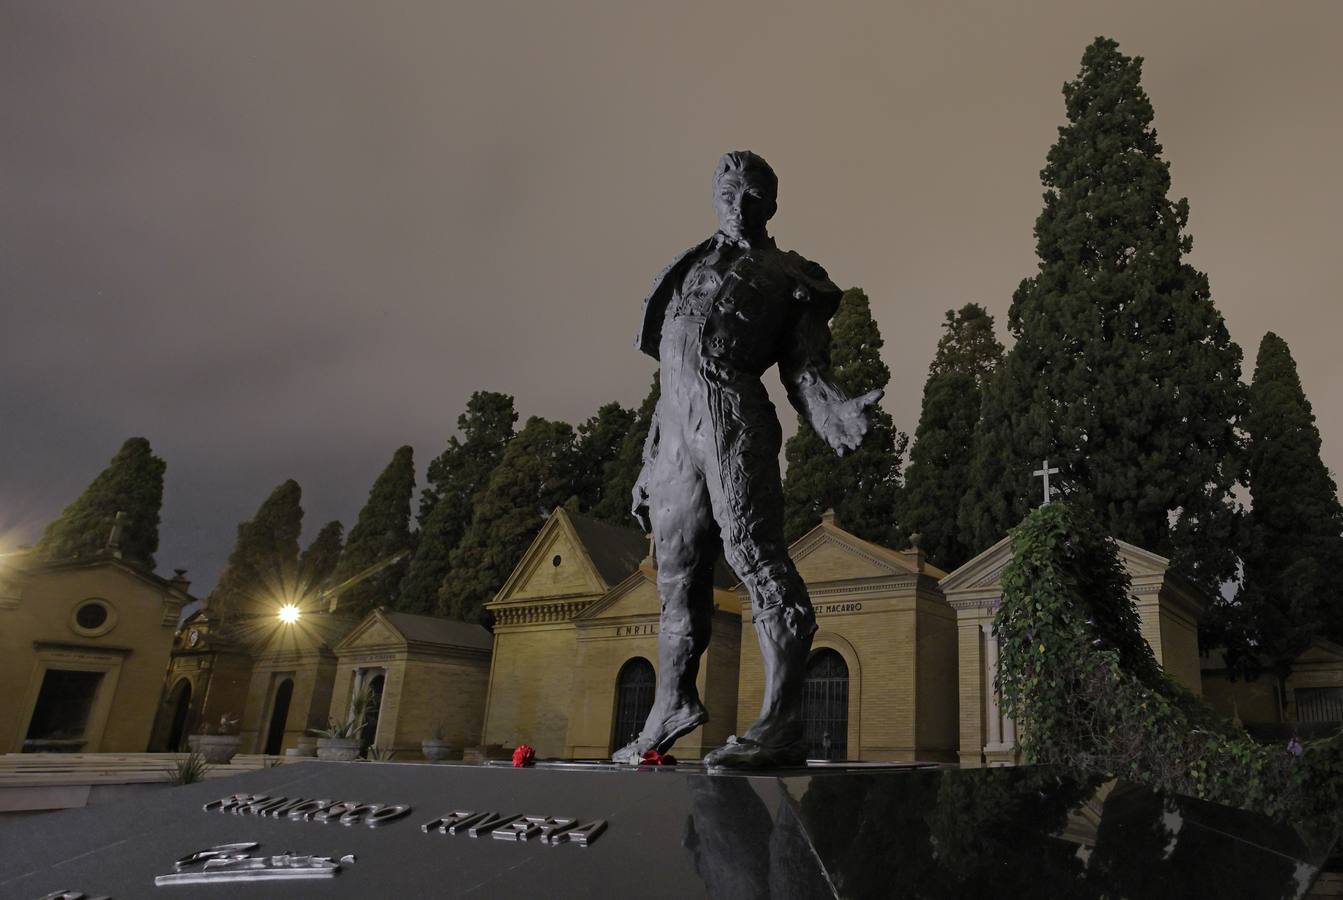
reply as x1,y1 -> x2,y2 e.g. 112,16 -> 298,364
938,536 -> 1013,594
577,562 -> 741,622
789,521 -> 919,586
1298,638 -> 1343,665
1114,540 -> 1172,579
941,534 -> 1179,594
333,610 -> 406,654
491,508 -> 610,606
574,566 -> 661,621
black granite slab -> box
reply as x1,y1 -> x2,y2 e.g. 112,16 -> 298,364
0,761 -> 1333,899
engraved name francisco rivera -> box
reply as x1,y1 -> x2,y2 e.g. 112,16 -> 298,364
618,151 -> 882,767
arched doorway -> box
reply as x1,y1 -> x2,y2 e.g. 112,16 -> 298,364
610,658 -> 655,754
803,649 -> 849,760
165,679 -> 193,752
359,673 -> 385,756
263,677 -> 293,756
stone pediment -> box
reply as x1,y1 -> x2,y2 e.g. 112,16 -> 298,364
335,614 -> 404,653
574,566 -> 660,622
1114,540 -> 1172,580
491,509 -> 610,607
939,536 -> 1012,594
941,533 -> 1179,596
788,522 -> 918,586
576,563 -> 740,624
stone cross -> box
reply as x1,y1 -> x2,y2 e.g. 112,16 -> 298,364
1033,460 -> 1060,505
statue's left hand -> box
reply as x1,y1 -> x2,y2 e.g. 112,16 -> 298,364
819,389 -> 883,456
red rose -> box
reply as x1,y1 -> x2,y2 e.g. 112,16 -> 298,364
639,750 -> 676,767
512,744 -> 536,768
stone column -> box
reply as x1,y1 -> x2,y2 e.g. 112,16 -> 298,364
981,623 -> 1002,748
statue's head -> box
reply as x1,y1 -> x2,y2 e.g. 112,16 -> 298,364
712,151 -> 777,242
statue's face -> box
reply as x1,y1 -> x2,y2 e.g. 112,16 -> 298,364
713,171 -> 773,242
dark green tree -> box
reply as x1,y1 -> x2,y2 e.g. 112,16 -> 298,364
36,437 -> 166,569
573,401 -> 636,513
439,416 -> 580,622
1235,333 -> 1343,686
959,37 -> 1244,592
206,479 -> 304,624
397,392 -> 517,615
333,446 -> 416,618
783,288 -> 908,546
899,305 -> 1004,570
590,373 -> 660,528
298,520 -> 344,593
418,391 -> 518,526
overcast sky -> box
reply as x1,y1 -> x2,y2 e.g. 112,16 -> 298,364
2,1 -> 1340,594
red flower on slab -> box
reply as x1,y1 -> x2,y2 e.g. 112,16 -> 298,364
512,744 -> 536,768
639,750 -> 676,767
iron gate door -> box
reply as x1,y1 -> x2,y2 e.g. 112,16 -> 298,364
611,658 -> 655,754
803,649 -> 849,760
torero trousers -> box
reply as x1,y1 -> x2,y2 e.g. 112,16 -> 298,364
646,315 -> 816,746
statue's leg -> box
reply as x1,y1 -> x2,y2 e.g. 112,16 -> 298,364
701,407 -> 816,768
612,433 -> 717,764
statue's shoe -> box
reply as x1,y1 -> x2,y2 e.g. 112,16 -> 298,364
702,734 -> 808,769
611,703 -> 709,764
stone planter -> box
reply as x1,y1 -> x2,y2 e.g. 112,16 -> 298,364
420,739 -> 457,762
315,737 -> 361,761
192,734 -> 242,764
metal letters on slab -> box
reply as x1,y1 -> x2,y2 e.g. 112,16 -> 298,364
155,843 -> 355,886
621,151 -> 881,768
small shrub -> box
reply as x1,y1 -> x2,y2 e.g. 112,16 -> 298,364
167,751 -> 209,785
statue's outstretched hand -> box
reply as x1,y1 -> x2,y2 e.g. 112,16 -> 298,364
631,471 -> 653,534
820,389 -> 883,457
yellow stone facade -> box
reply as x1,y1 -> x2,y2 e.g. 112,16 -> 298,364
238,612 -> 357,755
733,517 -> 958,762
480,509 -> 961,763
939,535 -> 1208,768
150,608 -> 253,750
1202,638 -> 1343,728
329,609 -> 492,758
0,552 -> 192,754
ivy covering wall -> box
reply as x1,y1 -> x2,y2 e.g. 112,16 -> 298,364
994,501 -> 1343,825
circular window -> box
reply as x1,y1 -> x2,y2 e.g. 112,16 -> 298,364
552,555 -> 562,567
76,602 -> 108,629
70,599 -> 117,637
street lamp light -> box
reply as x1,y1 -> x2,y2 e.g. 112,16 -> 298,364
277,603 -> 301,625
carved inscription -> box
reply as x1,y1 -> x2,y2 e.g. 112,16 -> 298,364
816,602 -> 863,615
615,623 -> 658,637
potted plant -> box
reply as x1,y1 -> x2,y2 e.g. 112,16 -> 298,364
421,722 -> 454,762
311,687 -> 377,761
189,713 -> 241,764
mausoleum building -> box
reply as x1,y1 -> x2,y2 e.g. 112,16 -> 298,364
329,609 -> 492,757
940,535 -> 1208,767
0,548 -> 193,754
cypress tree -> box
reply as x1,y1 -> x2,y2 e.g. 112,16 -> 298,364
333,446 -> 416,618
573,401 -> 636,513
1236,333 -> 1343,681
590,374 -> 660,528
397,392 -> 517,614
439,416 -> 580,623
783,288 -> 907,547
206,479 -> 304,624
418,391 -> 517,526
960,37 -> 1243,592
900,304 -> 1004,570
299,520 -> 344,593
36,437 -> 166,569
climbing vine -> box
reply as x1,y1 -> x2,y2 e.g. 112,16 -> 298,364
994,501 -> 1343,823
